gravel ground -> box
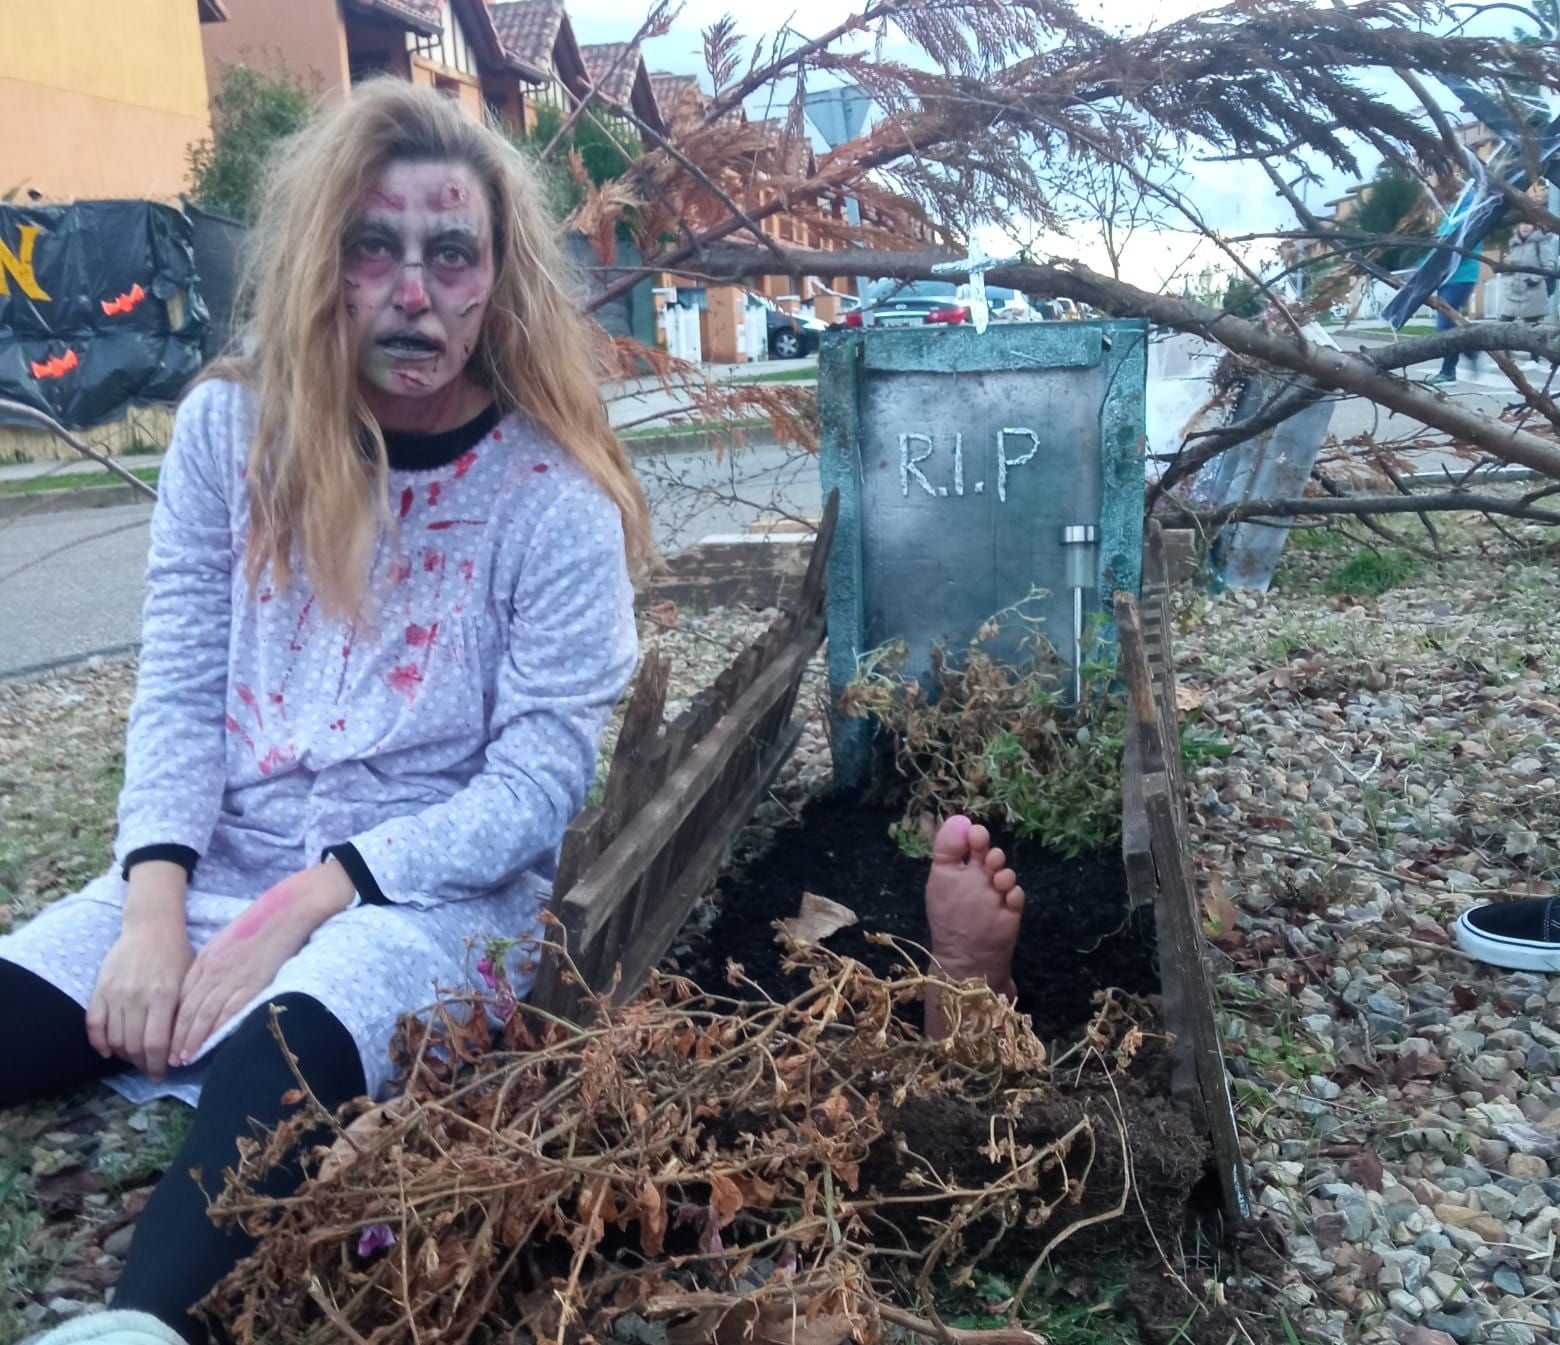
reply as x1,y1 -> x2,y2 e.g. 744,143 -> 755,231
1177,528 -> 1560,1345
6,524 -> 1560,1344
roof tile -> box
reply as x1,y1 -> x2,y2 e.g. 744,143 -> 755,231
489,0 -> 566,70
579,41 -> 640,107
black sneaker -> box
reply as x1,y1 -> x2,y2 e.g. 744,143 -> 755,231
1454,898 -> 1560,972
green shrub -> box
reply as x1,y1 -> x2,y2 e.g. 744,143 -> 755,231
1325,548 -> 1422,596
840,605 -> 1124,858
187,63 -> 315,222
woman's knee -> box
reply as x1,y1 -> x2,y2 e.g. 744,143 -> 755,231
202,993 -> 365,1113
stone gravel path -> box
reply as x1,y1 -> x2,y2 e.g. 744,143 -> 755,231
1175,530 -> 1560,1345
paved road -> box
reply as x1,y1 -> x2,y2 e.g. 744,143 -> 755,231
0,501 -> 154,677
0,442 -> 822,679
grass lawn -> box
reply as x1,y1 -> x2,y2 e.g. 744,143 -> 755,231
726,366 -> 817,385
618,416 -> 774,441
0,466 -> 160,499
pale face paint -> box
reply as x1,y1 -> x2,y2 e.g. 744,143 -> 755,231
343,159 -> 496,433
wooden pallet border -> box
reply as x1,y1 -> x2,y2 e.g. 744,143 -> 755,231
530,490 -> 840,1020
1117,521 -> 1252,1223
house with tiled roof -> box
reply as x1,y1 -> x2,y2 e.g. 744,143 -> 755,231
579,43 -> 665,135
488,0 -> 590,127
200,0 -> 544,133
648,72 -> 700,121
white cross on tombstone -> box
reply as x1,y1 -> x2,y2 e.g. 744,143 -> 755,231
931,237 -> 1019,335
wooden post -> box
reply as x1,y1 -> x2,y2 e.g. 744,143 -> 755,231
1116,587 -> 1251,1224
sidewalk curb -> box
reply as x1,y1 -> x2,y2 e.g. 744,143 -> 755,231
0,482 -> 154,521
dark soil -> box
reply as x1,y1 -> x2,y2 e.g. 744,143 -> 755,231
680,793 -> 1158,1042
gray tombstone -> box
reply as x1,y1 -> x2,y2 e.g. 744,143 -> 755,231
819,321 -> 1148,790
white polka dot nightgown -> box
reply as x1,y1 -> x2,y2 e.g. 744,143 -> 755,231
0,378 -> 638,1104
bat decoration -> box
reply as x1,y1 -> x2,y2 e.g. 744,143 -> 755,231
100,282 -> 146,316
30,348 -> 80,380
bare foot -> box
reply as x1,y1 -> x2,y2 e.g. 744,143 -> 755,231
924,815 -> 1025,1040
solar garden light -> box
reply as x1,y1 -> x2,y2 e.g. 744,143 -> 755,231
1061,524 -> 1098,702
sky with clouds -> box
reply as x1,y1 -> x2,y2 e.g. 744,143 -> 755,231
561,0 -> 1531,291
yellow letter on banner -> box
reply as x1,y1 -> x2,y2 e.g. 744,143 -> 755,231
0,225 -> 51,301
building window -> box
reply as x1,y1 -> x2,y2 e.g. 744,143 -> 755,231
405,5 -> 479,78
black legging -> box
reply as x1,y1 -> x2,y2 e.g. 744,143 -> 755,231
0,961 -> 366,1343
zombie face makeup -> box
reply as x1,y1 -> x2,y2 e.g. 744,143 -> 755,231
344,159 -> 495,431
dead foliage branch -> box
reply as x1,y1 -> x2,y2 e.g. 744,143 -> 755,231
202,942 -> 1194,1345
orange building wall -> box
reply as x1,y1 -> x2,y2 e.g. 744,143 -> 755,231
201,0 -> 351,100
0,0 -> 214,201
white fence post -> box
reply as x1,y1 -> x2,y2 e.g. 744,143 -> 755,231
743,304 -> 768,362
657,299 -> 703,364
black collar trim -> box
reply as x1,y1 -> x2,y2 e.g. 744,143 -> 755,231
381,403 -> 501,471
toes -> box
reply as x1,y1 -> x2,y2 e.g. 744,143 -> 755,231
1004,884 -> 1025,913
992,868 -> 1017,894
984,846 -> 1006,874
931,814 -> 973,864
966,824 -> 990,866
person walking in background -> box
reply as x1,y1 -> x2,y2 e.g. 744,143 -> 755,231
1498,218 -> 1557,369
1427,191 -> 1487,385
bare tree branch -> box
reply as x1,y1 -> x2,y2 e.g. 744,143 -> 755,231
677,241 -> 1560,479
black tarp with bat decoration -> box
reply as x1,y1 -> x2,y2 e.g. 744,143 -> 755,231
0,200 -> 208,427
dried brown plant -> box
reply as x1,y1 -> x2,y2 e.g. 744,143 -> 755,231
201,942 -> 1198,1345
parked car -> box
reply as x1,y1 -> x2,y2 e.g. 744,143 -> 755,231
761,301 -> 828,358
835,295 -> 970,329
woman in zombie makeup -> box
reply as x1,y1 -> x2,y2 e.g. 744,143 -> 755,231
1,81 -> 648,1345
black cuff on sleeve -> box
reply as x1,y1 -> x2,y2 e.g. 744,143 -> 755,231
121,845 -> 199,881
321,843 -> 390,906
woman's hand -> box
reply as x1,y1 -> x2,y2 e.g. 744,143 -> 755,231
87,861 -> 194,1081
169,861 -> 356,1068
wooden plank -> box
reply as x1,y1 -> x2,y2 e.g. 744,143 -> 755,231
617,720 -> 805,997
600,653 -> 671,835
1116,593 -> 1251,1224
531,806 -> 606,1012
557,615 -> 825,950
797,488 -> 840,620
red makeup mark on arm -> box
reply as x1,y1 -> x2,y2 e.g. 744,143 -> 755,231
452,450 -> 478,478
400,487 -> 414,519
230,873 -> 304,940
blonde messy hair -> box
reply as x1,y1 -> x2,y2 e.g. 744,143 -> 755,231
215,78 -> 650,619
